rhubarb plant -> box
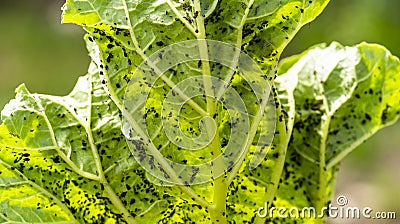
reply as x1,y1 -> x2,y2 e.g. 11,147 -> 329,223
0,0 -> 399,223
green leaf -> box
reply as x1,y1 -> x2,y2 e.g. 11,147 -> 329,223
0,157 -> 74,223
2,0 -> 331,223
65,0 -> 329,223
62,0 -> 330,68
273,42 -> 400,220
0,65 -> 174,223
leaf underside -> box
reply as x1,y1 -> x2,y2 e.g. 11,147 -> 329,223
2,0 -> 400,224
271,42 -> 400,222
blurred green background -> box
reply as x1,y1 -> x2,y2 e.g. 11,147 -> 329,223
0,0 -> 399,222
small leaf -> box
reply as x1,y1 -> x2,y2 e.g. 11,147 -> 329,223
273,42 -> 400,220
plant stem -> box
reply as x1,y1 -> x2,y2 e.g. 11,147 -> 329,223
196,38 -> 226,222
315,77 -> 334,221
193,1 -> 227,223
316,113 -> 330,221
87,74 -> 137,224
102,181 -> 137,224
